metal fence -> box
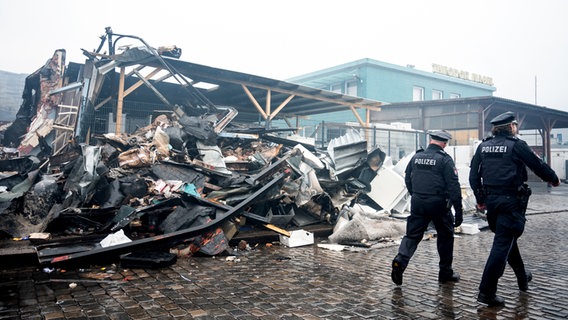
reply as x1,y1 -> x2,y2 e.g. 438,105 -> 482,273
296,120 -> 427,163
92,99 -> 166,135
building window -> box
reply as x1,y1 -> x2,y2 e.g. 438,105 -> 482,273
413,86 -> 424,101
346,81 -> 358,96
432,90 -> 443,100
331,83 -> 342,93
449,93 -> 461,99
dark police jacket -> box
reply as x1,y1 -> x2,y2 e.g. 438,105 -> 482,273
405,143 -> 463,213
469,133 -> 559,204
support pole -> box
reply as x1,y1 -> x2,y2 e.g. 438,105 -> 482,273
116,67 -> 125,134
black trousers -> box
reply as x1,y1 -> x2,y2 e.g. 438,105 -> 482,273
394,194 -> 455,275
479,194 -> 527,295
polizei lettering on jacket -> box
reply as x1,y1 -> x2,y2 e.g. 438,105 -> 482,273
481,145 -> 508,153
414,158 -> 436,165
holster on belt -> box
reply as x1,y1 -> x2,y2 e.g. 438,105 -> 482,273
517,183 -> 532,214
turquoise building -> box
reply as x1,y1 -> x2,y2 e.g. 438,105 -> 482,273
286,58 -> 495,125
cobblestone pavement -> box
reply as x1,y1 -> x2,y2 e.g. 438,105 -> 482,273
1,182 -> 568,319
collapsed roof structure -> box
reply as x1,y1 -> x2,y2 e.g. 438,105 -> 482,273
2,27 -> 384,153
0,28 -> 481,267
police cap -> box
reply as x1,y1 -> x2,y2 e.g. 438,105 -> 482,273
490,111 -> 518,126
429,130 -> 452,142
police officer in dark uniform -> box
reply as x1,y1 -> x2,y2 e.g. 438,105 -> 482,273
391,130 -> 463,285
469,111 -> 560,307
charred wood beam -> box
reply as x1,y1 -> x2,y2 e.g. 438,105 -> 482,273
245,151 -> 295,186
132,69 -> 173,108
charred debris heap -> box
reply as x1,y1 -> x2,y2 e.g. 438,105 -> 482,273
0,28 -> 447,267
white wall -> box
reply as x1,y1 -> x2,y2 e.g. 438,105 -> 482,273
551,148 -> 568,180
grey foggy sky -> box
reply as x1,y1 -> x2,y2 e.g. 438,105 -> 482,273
1,0 -> 567,111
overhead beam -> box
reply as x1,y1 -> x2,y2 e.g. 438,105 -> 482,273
177,67 -> 382,110
132,69 -> 173,108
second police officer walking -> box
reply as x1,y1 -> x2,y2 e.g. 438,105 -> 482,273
469,111 -> 560,307
391,130 -> 463,285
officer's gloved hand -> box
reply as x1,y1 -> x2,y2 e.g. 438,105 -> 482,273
454,211 -> 463,228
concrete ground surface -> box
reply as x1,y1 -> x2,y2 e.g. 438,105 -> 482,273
1,181 -> 568,319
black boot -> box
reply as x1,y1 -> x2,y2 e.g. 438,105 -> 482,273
518,271 -> 533,292
438,271 -> 460,283
513,267 -> 533,291
477,292 -> 505,307
391,259 -> 406,285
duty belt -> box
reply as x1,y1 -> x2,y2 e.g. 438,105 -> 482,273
413,192 -> 447,197
484,186 -> 518,196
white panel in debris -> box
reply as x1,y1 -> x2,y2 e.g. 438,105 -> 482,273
367,166 -> 408,212
392,152 -> 415,176
294,144 -> 324,170
196,140 -> 230,174
459,223 -> 480,235
100,229 -> 132,248
391,193 -> 411,214
279,230 -> 314,247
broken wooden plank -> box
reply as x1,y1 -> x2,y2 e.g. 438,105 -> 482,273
263,224 -> 291,237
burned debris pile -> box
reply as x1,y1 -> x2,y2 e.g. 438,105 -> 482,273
0,28 -> 480,267
0,112 -> 398,266
0,27 -> 411,266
